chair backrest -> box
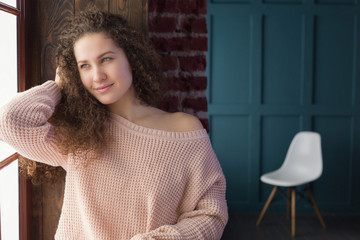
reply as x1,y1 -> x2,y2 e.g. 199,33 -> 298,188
280,131 -> 323,181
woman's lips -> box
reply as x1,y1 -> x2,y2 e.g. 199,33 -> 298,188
95,84 -> 113,93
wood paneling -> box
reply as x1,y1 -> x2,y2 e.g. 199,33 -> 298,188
75,0 -> 108,12
75,0 -> 148,34
207,1 -> 360,213
27,1 -> 148,239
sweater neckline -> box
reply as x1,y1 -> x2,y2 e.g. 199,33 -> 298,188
109,112 -> 208,139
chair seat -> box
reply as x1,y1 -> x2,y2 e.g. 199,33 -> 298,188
260,169 -> 320,187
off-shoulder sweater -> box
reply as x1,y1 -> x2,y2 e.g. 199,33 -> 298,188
0,81 -> 228,240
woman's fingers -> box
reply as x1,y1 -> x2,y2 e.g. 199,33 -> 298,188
55,67 -> 61,87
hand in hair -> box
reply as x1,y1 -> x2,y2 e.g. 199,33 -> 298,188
55,67 -> 62,87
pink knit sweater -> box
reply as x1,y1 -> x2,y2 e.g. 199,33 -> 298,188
0,81 -> 228,240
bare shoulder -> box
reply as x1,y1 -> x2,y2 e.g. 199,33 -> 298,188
137,107 -> 204,132
167,112 -> 204,132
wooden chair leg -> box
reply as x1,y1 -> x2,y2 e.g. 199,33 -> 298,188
291,187 -> 296,237
256,186 -> 278,226
306,186 -> 326,229
286,187 -> 291,219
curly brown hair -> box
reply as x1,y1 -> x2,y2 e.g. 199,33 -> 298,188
20,8 -> 164,184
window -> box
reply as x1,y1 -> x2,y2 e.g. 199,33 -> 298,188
0,0 -> 27,240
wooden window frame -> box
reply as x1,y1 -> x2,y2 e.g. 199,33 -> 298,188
0,0 -> 30,239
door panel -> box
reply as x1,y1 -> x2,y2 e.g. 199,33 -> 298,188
262,15 -> 303,105
211,115 -> 250,203
313,16 -> 355,105
209,15 -> 251,105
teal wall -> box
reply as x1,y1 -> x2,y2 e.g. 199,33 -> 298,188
207,0 -> 360,213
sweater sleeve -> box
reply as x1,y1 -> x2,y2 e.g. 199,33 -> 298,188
131,140 -> 228,240
0,80 -> 66,166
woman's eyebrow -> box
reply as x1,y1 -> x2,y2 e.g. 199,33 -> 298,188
97,51 -> 115,59
77,51 -> 116,64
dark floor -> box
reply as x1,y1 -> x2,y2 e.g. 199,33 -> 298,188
221,213 -> 360,240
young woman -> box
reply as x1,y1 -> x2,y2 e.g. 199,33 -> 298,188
0,8 -> 228,240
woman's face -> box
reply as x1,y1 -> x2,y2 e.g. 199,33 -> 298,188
73,32 -> 134,107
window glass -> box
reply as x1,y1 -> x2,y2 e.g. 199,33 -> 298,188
0,4 -> 17,160
0,10 -> 18,159
0,160 -> 19,240
0,10 -> 19,240
0,0 -> 17,8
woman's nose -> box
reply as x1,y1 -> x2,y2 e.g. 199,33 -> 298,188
93,67 -> 106,82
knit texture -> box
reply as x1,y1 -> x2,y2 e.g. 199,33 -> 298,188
0,81 -> 228,240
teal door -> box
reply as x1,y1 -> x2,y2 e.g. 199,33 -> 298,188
207,0 -> 360,213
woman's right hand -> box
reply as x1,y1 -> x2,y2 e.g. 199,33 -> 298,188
55,67 -> 62,87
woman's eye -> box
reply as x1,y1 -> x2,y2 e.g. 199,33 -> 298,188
102,57 -> 111,63
80,64 -> 89,69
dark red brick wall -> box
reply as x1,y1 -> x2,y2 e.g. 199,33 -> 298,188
149,0 -> 209,131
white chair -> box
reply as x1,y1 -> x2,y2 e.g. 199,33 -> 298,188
256,131 -> 326,236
